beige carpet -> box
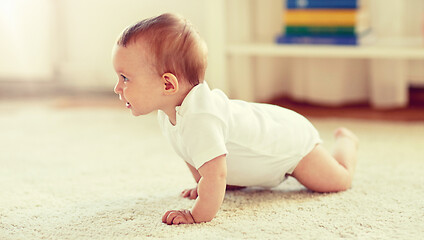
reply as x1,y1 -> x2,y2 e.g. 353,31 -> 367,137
1,100 -> 423,239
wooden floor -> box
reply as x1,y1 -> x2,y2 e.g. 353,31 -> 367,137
269,88 -> 424,122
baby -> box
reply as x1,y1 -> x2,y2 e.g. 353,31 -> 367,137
112,13 -> 359,225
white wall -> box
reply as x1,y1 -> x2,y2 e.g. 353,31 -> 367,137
0,0 -> 54,80
0,0 -> 226,93
56,0 -> 223,92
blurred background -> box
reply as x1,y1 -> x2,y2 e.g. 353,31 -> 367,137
0,0 -> 219,97
0,0 -> 423,120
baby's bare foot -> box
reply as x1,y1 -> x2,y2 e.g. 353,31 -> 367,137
334,127 -> 359,149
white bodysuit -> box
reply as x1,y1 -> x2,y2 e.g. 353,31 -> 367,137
158,82 -> 322,188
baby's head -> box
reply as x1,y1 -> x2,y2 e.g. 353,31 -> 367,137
116,13 -> 208,86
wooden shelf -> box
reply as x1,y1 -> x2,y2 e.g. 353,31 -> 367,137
221,0 -> 424,108
227,43 -> 424,59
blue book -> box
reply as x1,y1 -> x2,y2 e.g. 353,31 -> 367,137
276,34 -> 357,45
286,0 -> 358,9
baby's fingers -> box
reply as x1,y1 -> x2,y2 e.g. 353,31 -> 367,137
181,188 -> 198,199
164,211 -> 179,225
181,189 -> 191,198
172,215 -> 185,225
162,210 -> 172,223
189,189 -> 198,199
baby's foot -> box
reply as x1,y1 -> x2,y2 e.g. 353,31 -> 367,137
334,127 -> 359,149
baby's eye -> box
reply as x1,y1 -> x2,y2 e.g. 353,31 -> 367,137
121,74 -> 129,82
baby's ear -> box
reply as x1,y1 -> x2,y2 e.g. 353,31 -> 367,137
162,73 -> 179,95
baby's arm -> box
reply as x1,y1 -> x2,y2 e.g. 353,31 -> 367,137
182,161 -> 245,199
186,162 -> 201,182
162,155 -> 227,224
191,155 -> 227,222
181,162 -> 201,199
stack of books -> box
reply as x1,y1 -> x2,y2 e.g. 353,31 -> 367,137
276,0 -> 371,45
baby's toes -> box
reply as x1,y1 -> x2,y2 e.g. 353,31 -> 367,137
334,127 -> 359,147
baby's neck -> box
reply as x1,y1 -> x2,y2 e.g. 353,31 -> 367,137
163,85 -> 192,126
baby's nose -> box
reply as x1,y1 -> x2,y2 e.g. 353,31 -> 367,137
114,82 -> 122,95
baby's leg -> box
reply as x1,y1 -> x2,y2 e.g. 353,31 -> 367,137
291,128 -> 358,193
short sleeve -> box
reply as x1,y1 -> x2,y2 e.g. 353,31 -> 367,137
180,113 -> 228,169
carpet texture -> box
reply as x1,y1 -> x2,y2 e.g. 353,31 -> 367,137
1,101 -> 423,239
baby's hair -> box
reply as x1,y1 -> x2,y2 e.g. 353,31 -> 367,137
117,13 -> 207,86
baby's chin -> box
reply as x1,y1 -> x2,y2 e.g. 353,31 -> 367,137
130,108 -> 152,117
130,110 -> 142,116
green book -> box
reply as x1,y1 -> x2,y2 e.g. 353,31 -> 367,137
285,26 -> 356,36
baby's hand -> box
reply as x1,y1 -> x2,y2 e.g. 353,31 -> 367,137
162,209 -> 195,225
181,187 -> 198,199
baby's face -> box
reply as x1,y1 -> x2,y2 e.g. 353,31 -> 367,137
112,43 -> 164,116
